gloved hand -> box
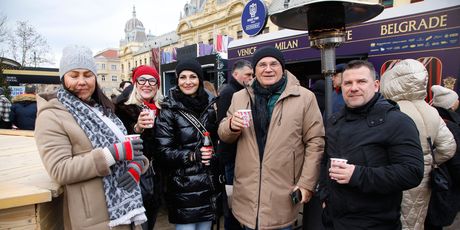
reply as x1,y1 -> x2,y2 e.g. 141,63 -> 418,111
106,139 -> 143,161
117,155 -> 148,191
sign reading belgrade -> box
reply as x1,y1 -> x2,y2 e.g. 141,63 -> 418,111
241,0 -> 268,36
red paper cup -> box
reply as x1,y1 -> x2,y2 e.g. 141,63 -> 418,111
330,158 -> 348,168
142,108 -> 156,128
237,109 -> 252,128
125,134 -> 141,141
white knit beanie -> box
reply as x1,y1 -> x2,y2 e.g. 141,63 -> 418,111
431,85 -> 458,110
59,45 -> 97,80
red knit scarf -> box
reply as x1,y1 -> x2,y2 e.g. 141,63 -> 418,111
143,100 -> 159,115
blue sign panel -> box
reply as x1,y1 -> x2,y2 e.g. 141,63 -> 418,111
241,0 -> 268,36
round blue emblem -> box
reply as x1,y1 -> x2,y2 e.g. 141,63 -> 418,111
241,0 -> 268,36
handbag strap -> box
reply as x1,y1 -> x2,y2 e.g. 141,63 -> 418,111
427,136 -> 439,168
178,109 -> 208,137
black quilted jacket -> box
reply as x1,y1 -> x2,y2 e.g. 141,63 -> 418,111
155,87 -> 221,224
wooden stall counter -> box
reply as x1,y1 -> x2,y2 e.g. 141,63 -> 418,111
0,129 -> 63,229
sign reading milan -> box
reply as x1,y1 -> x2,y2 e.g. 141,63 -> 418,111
241,0 -> 268,36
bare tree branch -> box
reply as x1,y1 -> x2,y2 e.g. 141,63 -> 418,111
7,20 -> 53,67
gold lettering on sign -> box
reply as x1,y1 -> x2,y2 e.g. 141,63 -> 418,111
381,15 -> 448,36
275,39 -> 299,50
237,47 -> 257,57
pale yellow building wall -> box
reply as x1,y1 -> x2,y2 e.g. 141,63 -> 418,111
177,0 -> 276,46
119,42 -> 144,81
95,57 -> 122,97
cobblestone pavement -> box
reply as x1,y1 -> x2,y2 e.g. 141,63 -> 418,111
154,206 -> 224,230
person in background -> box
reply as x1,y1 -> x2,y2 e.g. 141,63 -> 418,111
216,59 -> 253,230
0,87 -> 12,129
204,80 -> 218,97
155,58 -> 221,230
10,84 -> 37,130
332,63 -> 346,113
426,85 -> 460,229
218,46 -> 325,230
35,45 -> 148,229
380,59 -> 455,229
320,60 -> 424,229
311,79 -> 325,115
115,65 -> 163,230
120,80 -> 133,91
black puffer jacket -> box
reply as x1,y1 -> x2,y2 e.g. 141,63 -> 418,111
155,87 -> 220,224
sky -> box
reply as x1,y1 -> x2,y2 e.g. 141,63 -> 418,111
1,0 -> 189,67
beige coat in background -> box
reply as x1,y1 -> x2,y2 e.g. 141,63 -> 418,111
381,59 -> 456,230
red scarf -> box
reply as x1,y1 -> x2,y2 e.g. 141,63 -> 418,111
143,100 -> 159,116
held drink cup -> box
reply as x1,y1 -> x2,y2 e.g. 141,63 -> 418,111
237,109 -> 252,128
142,108 -> 155,128
125,134 -> 141,141
330,158 -> 348,180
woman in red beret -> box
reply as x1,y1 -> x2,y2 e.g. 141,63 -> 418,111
115,65 -> 163,230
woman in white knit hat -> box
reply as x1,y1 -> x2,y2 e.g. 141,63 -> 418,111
380,59 -> 456,230
35,45 -> 149,229
427,85 -> 460,229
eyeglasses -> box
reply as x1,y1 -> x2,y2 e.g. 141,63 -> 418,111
136,77 -> 157,86
257,61 -> 281,70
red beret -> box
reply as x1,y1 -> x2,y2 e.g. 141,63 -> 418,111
132,65 -> 160,86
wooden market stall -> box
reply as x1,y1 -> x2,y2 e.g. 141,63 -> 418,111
0,129 -> 63,229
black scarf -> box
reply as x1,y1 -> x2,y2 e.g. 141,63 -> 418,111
251,76 -> 287,161
172,86 -> 209,115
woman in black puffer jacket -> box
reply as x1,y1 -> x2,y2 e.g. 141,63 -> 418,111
155,58 -> 221,229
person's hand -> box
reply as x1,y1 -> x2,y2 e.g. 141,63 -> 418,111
117,157 -> 147,191
190,147 -> 213,166
106,139 -> 143,161
200,146 -> 213,166
329,162 -> 355,184
294,186 -> 313,204
229,115 -> 245,132
135,110 -> 154,132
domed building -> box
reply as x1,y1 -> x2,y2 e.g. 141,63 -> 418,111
119,6 -> 155,80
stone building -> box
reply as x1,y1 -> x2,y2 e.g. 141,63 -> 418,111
94,49 -> 122,97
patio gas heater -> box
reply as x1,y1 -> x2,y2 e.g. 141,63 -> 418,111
269,0 -> 384,118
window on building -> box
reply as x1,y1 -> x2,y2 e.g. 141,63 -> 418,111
135,61 -> 138,67
144,58 -> 147,65
121,64 -> 124,72
140,59 -> 142,65
149,57 -> 152,66
382,0 -> 393,8
237,30 -> 243,39
101,64 -> 106,70
112,76 -> 118,82
128,62 -> 131,70
111,64 -> 116,70
101,75 -> 106,81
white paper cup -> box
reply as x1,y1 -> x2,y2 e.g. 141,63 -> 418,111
125,134 -> 141,141
143,109 -> 156,128
237,109 -> 252,128
330,158 -> 348,168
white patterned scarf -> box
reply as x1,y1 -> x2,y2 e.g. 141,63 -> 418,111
57,88 -> 146,227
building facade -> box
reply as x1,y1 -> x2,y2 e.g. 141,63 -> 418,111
94,49 -> 122,97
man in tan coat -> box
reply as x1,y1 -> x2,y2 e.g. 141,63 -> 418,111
218,46 -> 325,229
